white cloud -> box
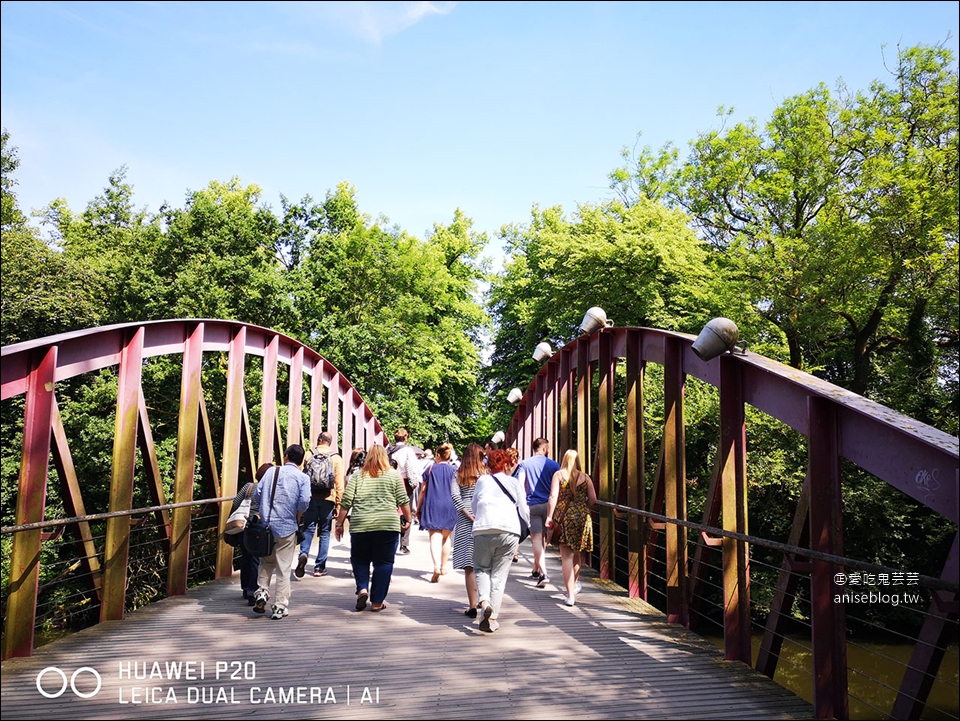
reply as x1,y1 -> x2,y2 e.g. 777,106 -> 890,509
299,1 -> 456,44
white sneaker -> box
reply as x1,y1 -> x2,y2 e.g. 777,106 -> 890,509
564,596 -> 576,607
575,581 -> 583,594
479,604 -> 495,632
270,605 -> 288,620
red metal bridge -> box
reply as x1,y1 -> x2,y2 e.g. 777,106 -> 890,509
1,319 -> 957,719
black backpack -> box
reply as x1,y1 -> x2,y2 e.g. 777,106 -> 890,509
386,443 -> 400,470
305,451 -> 336,495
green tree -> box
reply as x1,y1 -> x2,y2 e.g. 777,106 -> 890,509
1,129 -> 27,233
1,132 -> 105,344
293,185 -> 490,446
147,178 -> 295,328
485,198 -> 735,414
609,44 -> 958,433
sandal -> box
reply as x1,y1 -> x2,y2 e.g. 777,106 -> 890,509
370,602 -> 388,612
430,570 -> 440,583
355,590 -> 369,611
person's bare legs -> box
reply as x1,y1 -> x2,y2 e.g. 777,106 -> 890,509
440,529 -> 452,572
429,530 -> 443,580
560,545 -> 577,603
531,532 -> 545,576
464,566 -> 478,609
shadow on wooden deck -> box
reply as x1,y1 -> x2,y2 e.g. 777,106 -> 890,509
1,527 -> 812,720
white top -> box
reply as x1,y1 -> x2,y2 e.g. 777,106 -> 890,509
392,442 -> 420,483
471,472 -> 530,535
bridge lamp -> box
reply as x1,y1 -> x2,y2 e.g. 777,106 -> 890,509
491,430 -> 506,445
580,306 -> 614,335
533,342 -> 553,363
507,388 -> 523,404
691,318 -> 741,362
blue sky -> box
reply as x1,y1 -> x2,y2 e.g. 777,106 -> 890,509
2,1 -> 958,268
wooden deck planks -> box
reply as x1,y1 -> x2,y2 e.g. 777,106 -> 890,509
1,530 -> 812,719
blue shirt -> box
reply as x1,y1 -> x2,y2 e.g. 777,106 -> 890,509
253,462 -> 311,538
520,455 -> 561,506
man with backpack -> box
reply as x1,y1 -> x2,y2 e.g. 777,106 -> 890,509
296,432 -> 345,577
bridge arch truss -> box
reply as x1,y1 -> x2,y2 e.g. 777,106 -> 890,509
1,319 -> 386,659
504,326 -> 958,720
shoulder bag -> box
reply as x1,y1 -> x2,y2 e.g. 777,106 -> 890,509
243,467 -> 280,557
224,484 -> 253,535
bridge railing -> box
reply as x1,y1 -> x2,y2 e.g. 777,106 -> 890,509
504,326 -> 958,720
1,319 -> 387,660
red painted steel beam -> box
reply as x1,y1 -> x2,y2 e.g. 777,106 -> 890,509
2,320 -> 389,657
597,330 -> 616,581
259,335 -> 280,465
498,328 -> 957,523
288,346 -> 305,448
101,327 -> 145,623
576,339 -> 591,471
2,346 -> 57,659
168,323 -> 204,596
688,455 -> 722,626
309,359 -> 324,449
326,368 -> 340,449
341,387 -> 354,456
217,326 -> 247,577
755,477 -> 811,679
558,347 -> 573,457
137,390 -> 171,548
663,336 -> 689,627
720,355 -> 751,663
495,324 -> 956,716
50,400 -> 103,599
808,396 -> 849,719
545,358 -> 558,457
891,532 -> 959,720
625,330 -> 646,599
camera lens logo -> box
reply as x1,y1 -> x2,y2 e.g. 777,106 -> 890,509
36,667 -> 102,699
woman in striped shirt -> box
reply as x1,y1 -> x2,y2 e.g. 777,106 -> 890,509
335,445 -> 412,612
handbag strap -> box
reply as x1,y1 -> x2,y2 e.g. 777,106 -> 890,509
263,467 -> 280,525
491,475 -> 518,507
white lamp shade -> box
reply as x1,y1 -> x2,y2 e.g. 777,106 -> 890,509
691,318 -> 740,361
580,306 -> 614,335
533,342 -> 553,363
507,388 -> 523,404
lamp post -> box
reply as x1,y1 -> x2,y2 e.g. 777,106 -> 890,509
691,318 -> 741,361
533,342 -> 553,363
580,306 -> 614,335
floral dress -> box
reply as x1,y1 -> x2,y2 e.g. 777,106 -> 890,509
554,475 -> 593,552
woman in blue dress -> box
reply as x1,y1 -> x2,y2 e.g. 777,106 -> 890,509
417,443 -> 459,582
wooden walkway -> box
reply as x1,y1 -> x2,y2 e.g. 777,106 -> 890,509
2,530 -> 812,720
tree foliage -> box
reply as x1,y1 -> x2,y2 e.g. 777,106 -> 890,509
484,198 -> 745,431
1,43 -> 957,641
293,186 -> 490,445
608,43 -> 958,433
1,132 -> 106,344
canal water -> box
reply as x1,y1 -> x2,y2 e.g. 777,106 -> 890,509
706,634 -> 959,720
